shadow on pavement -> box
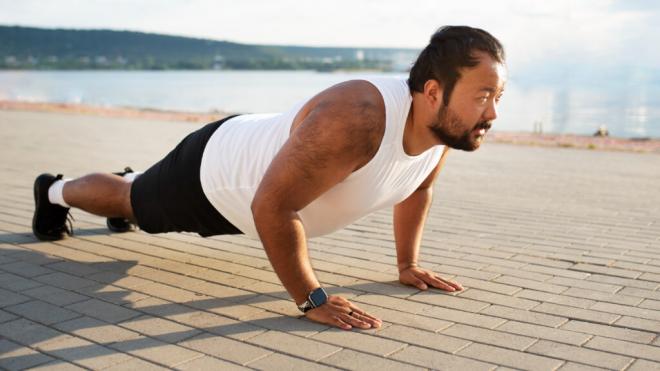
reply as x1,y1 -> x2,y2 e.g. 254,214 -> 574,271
0,235 -> 400,368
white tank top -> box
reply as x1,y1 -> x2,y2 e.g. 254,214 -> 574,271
200,77 -> 443,238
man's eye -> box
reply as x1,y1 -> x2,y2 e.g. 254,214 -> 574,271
477,97 -> 488,103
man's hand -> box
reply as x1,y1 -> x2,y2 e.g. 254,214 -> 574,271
305,295 -> 382,331
399,266 -> 464,292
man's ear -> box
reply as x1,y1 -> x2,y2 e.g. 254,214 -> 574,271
422,79 -> 443,108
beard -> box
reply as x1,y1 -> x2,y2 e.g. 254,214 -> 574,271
429,105 -> 492,151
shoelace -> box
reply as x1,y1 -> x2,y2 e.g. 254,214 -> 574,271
65,211 -> 74,236
47,211 -> 74,236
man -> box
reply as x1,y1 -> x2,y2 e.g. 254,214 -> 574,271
32,26 -> 506,330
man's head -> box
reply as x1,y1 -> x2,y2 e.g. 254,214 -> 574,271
408,26 -> 506,151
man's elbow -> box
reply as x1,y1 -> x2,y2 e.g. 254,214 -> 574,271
251,190 -> 272,216
411,186 -> 434,206
415,185 -> 434,197
251,193 -> 293,224
250,193 -> 269,223
396,186 -> 433,209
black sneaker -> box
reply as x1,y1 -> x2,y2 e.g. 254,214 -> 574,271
32,173 -> 73,241
106,167 -> 134,233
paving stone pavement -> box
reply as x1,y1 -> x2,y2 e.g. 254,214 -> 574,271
0,109 -> 659,370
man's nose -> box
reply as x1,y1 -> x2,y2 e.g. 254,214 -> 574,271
484,100 -> 498,122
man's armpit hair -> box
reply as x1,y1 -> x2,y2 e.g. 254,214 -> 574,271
286,101 -> 384,183
287,120 -> 334,182
352,100 -> 385,161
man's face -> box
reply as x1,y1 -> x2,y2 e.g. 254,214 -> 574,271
429,53 -> 506,151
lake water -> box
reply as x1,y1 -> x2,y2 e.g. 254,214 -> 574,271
1,70 -> 658,138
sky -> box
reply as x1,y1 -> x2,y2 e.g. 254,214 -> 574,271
1,0 -> 659,76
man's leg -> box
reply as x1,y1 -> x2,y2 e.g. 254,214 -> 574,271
33,171 -> 136,241
62,173 -> 135,220
34,116 -> 240,241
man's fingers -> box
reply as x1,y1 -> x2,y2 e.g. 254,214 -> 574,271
341,312 -> 372,329
421,273 -> 457,291
431,275 -> 463,291
441,277 -> 464,291
306,296 -> 383,331
404,275 -> 427,290
348,307 -> 382,328
400,267 -> 465,292
416,270 -> 464,292
409,275 -> 428,290
415,271 -> 442,290
333,315 -> 352,330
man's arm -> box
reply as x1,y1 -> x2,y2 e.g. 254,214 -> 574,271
393,147 -> 463,291
251,81 -> 384,330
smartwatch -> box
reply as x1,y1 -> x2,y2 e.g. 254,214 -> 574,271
297,287 -> 328,313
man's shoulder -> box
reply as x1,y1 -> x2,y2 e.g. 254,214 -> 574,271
289,80 -> 386,165
325,81 -> 383,126
320,79 -> 384,109
295,79 -> 385,132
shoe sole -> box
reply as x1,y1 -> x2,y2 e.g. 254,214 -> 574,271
107,218 -> 133,233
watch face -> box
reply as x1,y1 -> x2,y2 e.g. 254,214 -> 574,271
309,288 -> 328,307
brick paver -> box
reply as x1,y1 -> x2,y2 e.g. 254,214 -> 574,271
5,299 -> 80,325
457,343 -> 563,370
247,330 -> 342,361
0,339 -> 53,370
526,340 -> 635,369
374,324 -> 470,353
1,109 -> 659,369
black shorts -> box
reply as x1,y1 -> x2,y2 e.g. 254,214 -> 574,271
130,115 -> 243,237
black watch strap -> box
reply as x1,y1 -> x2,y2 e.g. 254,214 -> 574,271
298,301 -> 314,313
297,287 -> 328,313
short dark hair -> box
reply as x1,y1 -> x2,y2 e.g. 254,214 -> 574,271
408,26 -> 505,105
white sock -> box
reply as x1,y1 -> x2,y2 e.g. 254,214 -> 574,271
123,172 -> 142,182
48,179 -> 71,208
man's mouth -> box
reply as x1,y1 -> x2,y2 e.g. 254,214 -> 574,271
474,122 -> 492,136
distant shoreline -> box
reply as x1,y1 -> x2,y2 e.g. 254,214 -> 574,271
2,99 -> 659,153
0,99 -> 229,123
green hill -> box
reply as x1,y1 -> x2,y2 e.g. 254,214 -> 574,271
0,25 -> 418,71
